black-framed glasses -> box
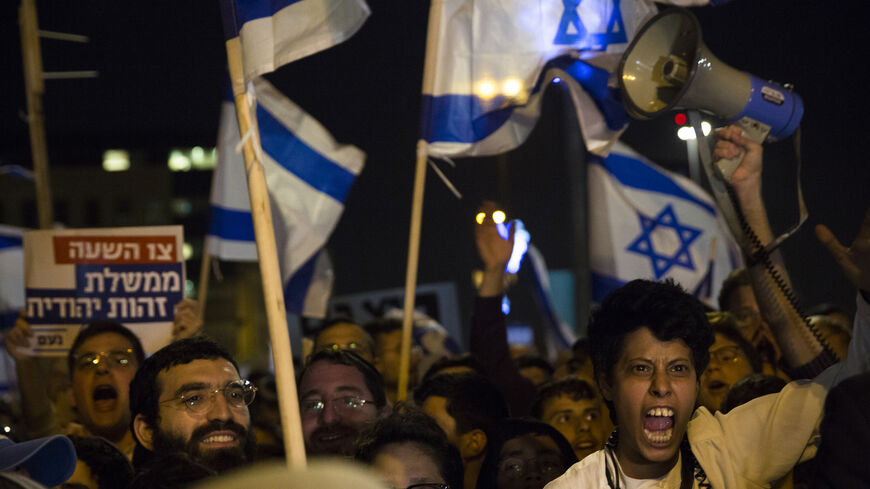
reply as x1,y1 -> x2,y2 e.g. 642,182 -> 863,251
709,345 -> 744,365
160,379 -> 257,414
300,395 -> 373,419
75,349 -> 136,370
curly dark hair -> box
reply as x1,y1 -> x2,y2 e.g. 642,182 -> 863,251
589,279 -> 714,422
356,405 -> 463,489
299,349 -> 387,409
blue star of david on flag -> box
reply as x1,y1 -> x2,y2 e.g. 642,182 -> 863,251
554,0 -> 627,48
626,204 -> 702,279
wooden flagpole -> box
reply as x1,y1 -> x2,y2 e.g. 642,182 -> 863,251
19,0 -> 54,229
397,2 -> 445,402
198,244 -> 211,314
224,40 -> 306,468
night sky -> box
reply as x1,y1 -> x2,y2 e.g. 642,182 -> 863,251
1,1 -> 868,331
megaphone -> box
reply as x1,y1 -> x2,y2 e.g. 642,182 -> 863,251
617,8 -> 802,141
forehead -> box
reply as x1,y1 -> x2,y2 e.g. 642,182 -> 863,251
299,361 -> 371,398
156,358 -> 240,396
74,332 -> 135,355
712,333 -> 739,349
619,327 -> 692,363
315,323 -> 368,347
542,394 -> 598,416
731,286 -> 759,310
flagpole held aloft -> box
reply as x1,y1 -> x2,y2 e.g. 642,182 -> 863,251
224,37 -> 306,468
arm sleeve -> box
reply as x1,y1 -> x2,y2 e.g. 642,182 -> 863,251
469,296 -> 537,416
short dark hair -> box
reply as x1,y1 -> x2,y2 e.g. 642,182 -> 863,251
413,372 -> 509,436
129,337 -> 238,431
717,269 -> 750,311
531,378 -> 597,419
313,319 -> 375,359
476,418 -> 578,489
589,280 -> 713,419
515,355 -> 554,376
68,321 -> 145,376
363,317 -> 403,337
708,314 -> 763,373
720,374 -> 787,414
356,406 -> 463,489
421,354 -> 485,384
67,435 -> 134,489
299,349 -> 387,409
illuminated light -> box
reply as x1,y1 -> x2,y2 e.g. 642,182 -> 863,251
191,146 -> 217,170
182,242 -> 194,260
502,78 -> 523,97
476,80 -> 497,99
3,426 -> 10,433
102,150 -> 130,172
492,210 -> 506,224
168,150 -> 191,172
677,121 -> 712,140
185,279 -> 196,298
552,77 -> 562,84
502,296 -> 511,315
476,212 -> 486,225
506,219 -> 530,274
674,113 -> 687,125
622,74 -> 636,81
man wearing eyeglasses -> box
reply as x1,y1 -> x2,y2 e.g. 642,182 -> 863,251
129,336 -> 257,473
298,349 -> 389,457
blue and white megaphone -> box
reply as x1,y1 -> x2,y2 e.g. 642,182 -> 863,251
617,8 -> 803,142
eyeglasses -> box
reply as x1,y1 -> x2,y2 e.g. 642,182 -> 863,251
300,395 -> 373,419
322,342 -> 365,353
709,345 -> 744,365
160,380 -> 257,414
75,349 -> 136,370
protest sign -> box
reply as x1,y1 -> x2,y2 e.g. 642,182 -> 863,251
23,226 -> 185,356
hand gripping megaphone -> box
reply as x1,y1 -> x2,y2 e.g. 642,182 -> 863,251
617,8 -> 803,142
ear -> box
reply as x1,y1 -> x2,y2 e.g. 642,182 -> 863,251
133,414 -> 155,450
458,428 -> 487,460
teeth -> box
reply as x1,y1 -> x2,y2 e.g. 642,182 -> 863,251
202,435 -> 234,443
643,428 -> 673,443
646,407 -> 674,417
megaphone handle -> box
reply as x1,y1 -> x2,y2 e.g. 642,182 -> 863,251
714,117 -> 771,182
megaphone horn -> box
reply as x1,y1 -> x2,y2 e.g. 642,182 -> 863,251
617,8 -> 803,141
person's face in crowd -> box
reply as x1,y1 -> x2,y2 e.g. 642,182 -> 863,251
495,434 -> 568,489
314,323 -> 375,363
70,333 -> 139,439
374,330 -> 419,389
518,366 -> 551,388
372,442 -> 446,489
540,394 -> 606,461
698,333 -> 753,412
552,358 -> 595,387
299,360 -> 380,456
599,327 -> 698,479
727,286 -> 767,341
144,358 -> 255,472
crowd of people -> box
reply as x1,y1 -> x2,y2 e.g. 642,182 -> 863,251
0,127 -> 868,489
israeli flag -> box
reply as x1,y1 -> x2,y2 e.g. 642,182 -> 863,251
207,79 -> 363,318
419,0 -> 661,158
0,225 -> 24,329
219,0 -> 370,85
589,142 -> 743,305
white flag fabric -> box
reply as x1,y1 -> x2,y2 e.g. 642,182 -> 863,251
419,0 -> 730,158
206,79 -> 363,318
589,141 -> 743,306
219,0 -> 370,85
0,225 -> 24,329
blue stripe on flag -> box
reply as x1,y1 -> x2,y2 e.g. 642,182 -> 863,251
421,57 -> 624,145
594,153 -> 717,215
209,205 -> 256,242
219,0 -> 302,40
591,272 -> 627,303
257,104 -> 357,202
284,252 -> 318,314
0,235 -> 23,250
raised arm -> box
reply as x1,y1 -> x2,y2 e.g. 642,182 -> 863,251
714,126 -> 833,377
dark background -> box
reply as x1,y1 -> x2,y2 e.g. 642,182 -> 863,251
1,1 -> 867,342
